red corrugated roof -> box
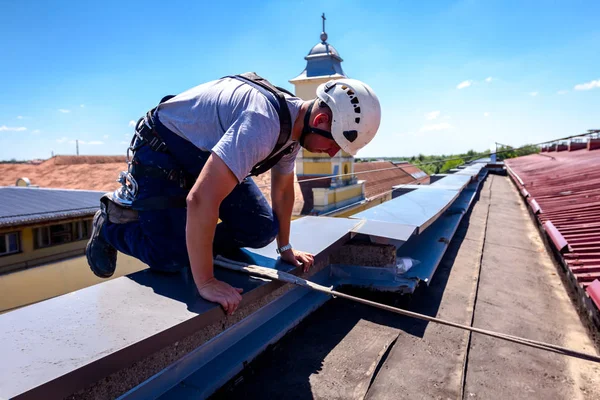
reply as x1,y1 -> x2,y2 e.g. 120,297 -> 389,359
505,148 -> 600,290
354,162 -> 429,199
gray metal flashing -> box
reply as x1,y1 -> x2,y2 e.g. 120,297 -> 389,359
350,187 -> 460,234
391,184 -> 459,192
391,184 -> 461,199
453,165 -> 484,178
121,173 -> 488,399
243,216 -> 362,263
349,220 -> 417,245
398,173 -> 486,285
0,216 -> 360,400
0,167 -> 490,400
119,268 -> 332,400
429,174 -> 472,190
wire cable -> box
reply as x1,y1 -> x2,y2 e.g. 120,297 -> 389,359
215,256 -> 600,365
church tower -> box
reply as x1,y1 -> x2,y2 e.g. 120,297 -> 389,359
290,14 -> 365,215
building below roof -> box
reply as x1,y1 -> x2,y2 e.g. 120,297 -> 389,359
0,186 -> 103,229
354,161 -> 429,199
0,186 -> 104,275
0,155 -> 305,215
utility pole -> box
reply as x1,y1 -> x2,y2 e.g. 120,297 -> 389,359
76,140 -> 79,156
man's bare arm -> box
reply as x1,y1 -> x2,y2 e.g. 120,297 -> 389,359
271,169 -> 314,271
186,154 -> 242,314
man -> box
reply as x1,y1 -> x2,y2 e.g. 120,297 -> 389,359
86,73 -> 381,315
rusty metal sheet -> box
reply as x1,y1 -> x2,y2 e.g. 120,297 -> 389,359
587,279 -> 600,310
506,149 -> 600,289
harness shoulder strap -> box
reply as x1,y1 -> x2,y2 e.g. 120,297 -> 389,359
225,72 -> 294,176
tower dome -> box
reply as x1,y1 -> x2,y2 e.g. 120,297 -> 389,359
290,14 -> 346,82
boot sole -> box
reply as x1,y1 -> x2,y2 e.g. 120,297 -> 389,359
86,210 -> 115,278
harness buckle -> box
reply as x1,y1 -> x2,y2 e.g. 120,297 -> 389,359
113,171 -> 138,207
167,169 -> 178,181
148,136 -> 167,152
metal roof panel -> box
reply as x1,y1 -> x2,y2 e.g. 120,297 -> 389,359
351,187 -> 459,234
0,187 -> 103,227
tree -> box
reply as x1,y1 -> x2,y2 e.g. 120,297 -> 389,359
440,158 -> 464,173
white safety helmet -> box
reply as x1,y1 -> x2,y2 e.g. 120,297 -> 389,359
316,78 -> 381,156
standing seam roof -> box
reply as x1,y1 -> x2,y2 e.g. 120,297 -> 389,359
0,187 -> 104,227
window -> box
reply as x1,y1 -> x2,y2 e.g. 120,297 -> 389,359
33,219 -> 93,249
0,232 -> 20,256
75,220 -> 92,240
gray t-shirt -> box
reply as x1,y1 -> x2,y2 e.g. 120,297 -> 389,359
156,77 -> 303,182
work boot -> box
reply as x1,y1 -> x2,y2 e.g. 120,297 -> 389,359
86,196 -> 117,278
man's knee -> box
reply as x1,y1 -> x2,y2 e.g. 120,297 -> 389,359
244,215 -> 279,249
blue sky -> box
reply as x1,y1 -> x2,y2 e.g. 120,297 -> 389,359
1,0 -> 599,160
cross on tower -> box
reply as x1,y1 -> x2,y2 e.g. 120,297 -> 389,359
322,13 -> 326,32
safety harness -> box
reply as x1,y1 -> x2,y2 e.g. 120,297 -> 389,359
115,73 -> 297,210
231,73 -> 297,177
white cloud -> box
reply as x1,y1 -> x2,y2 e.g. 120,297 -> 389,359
17,115 -> 24,119
120,141 -> 129,145
420,122 -> 452,132
58,109 -> 71,113
87,141 -> 104,145
32,129 -> 41,134
485,77 -> 493,83
529,92 -> 538,97
457,80 -> 472,89
80,104 -> 85,108
425,110 -> 441,120
574,79 -> 600,91
128,120 -> 136,127
103,135 -> 109,139
0,125 -> 27,132
68,139 -> 81,144
484,112 -> 490,117
56,137 -> 68,143
557,90 -> 568,95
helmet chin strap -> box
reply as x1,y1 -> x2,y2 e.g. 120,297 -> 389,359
300,100 -> 334,147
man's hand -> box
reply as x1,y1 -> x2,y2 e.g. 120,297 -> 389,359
197,277 -> 243,315
280,249 -> 315,273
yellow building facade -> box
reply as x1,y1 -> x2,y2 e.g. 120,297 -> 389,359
0,187 -> 145,313
290,15 -> 366,214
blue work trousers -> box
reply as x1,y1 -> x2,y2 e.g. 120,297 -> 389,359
103,118 -> 279,272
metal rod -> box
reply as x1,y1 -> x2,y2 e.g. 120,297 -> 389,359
214,256 -> 600,364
